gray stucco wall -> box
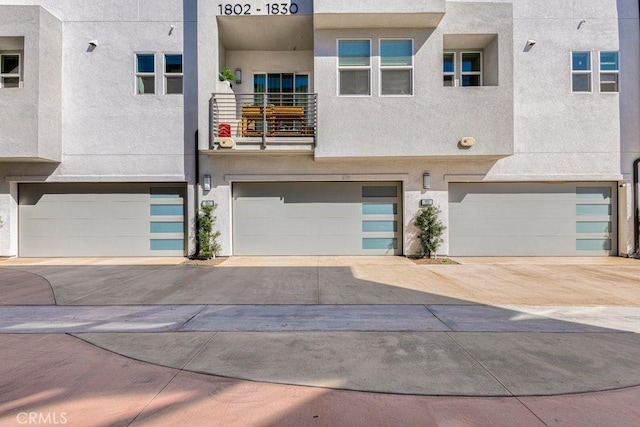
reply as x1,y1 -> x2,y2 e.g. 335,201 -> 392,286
0,6 -> 61,162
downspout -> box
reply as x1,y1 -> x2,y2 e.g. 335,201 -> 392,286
194,130 -> 200,257
633,157 -> 640,256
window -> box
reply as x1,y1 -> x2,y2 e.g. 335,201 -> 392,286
164,54 -> 183,94
253,72 -> 309,105
338,39 -> 371,96
380,39 -> 413,96
442,52 -> 483,87
572,51 -> 591,92
461,52 -> 482,86
0,53 -> 20,88
136,53 -> 155,95
443,52 -> 455,86
600,51 -> 619,93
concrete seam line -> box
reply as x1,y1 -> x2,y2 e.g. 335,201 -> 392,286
175,304 -> 210,331
445,331 -> 515,397
126,332 -> 219,427
514,397 -> 551,427
423,305 -> 454,331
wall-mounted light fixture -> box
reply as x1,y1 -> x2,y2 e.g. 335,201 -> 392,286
423,173 -> 431,189
203,174 -> 211,191
235,68 -> 242,84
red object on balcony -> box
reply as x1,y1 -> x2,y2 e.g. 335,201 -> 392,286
218,123 -> 231,137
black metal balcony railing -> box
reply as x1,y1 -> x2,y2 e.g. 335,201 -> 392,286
211,93 -> 317,149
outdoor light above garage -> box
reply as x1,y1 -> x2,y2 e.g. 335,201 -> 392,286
423,173 -> 431,189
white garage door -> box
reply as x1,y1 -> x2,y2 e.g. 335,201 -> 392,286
19,183 -> 186,257
233,182 -> 402,255
449,182 -> 617,256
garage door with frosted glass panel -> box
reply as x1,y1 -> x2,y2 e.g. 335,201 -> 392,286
449,182 -> 616,256
233,182 -> 402,255
19,183 -> 186,257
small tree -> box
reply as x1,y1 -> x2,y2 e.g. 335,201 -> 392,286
197,203 -> 221,259
414,205 -> 446,259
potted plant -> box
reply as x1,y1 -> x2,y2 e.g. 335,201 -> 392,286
218,66 -> 237,84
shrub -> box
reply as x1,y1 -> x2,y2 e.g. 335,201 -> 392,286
414,205 -> 446,258
196,203 -> 221,259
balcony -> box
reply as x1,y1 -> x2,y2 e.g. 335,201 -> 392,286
209,92 -> 317,153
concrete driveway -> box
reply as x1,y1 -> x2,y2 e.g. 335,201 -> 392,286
1,256 -> 640,425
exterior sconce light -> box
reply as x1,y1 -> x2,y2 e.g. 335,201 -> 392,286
203,174 -> 211,191
423,173 -> 431,189
235,68 -> 242,84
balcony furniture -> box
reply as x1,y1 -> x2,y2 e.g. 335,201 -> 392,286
239,105 -> 307,137
240,106 -> 272,137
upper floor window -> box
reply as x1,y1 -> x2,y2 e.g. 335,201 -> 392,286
0,53 -> 20,88
380,39 -> 413,96
572,51 -> 591,93
442,52 -> 483,87
338,39 -> 371,96
253,72 -> 309,105
164,54 -> 183,95
599,51 -> 619,93
443,53 -> 455,86
136,53 -> 156,95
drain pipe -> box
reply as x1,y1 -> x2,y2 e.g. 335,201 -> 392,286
194,130 -> 200,258
633,157 -> 640,256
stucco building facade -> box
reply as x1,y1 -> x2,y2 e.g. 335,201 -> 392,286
1,0 -> 639,257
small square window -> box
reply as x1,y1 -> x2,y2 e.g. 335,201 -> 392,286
600,51 -> 619,93
460,52 -> 482,86
164,54 -> 183,94
571,51 -> 592,93
136,54 -> 155,95
1,54 -> 21,88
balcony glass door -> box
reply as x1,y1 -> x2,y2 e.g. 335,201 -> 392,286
254,73 -> 309,106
